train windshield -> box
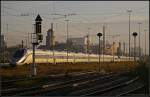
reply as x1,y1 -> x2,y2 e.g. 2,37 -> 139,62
13,49 -> 25,58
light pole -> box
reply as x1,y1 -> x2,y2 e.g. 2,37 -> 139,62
132,32 -> 138,61
87,31 -> 90,63
65,19 -> 69,62
125,42 -> 128,60
144,29 -> 147,57
127,10 -> 132,60
97,32 -> 102,72
50,23 -> 55,64
138,23 -> 142,58
123,42 -> 126,56
103,25 -> 105,62
113,42 -> 115,62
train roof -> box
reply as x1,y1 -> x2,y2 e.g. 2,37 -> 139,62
24,48 -> 132,58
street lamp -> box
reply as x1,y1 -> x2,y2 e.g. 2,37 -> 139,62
132,32 -> 138,61
127,10 -> 132,60
138,23 -> 142,58
97,32 -> 102,72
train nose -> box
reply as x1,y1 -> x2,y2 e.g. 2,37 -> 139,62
10,58 -> 17,66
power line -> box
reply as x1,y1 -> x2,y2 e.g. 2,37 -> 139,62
3,5 -> 21,13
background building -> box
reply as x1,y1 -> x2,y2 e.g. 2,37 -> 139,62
67,37 -> 86,46
46,28 -> 54,50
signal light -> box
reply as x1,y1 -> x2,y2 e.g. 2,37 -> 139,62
37,34 -> 43,42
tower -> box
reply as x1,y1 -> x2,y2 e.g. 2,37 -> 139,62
46,23 -> 55,50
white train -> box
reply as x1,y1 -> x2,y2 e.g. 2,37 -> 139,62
10,48 -> 134,65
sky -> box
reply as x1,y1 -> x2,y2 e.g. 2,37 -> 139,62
1,1 -> 149,54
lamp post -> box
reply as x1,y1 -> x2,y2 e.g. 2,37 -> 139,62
138,23 -> 142,58
103,25 -> 105,62
97,32 -> 102,72
127,10 -> 132,60
132,32 -> 138,61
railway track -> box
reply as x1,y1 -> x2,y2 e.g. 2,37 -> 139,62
17,73 -> 115,96
1,71 -> 98,89
2,71 -> 96,83
79,76 -> 144,96
43,73 -> 124,96
116,84 -> 145,96
1,71 -> 107,96
2,71 -> 140,96
69,76 -> 132,96
2,73 -> 122,95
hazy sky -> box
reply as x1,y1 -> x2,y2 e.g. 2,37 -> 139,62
1,1 -> 149,54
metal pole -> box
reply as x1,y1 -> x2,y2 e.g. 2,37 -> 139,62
103,25 -> 105,62
22,40 -> 24,48
28,32 -> 29,48
133,32 -> 137,61
53,36 -> 55,64
113,42 -> 115,62
98,36 -> 101,72
3,35 -> 5,64
138,23 -> 141,58
134,36 -> 136,61
123,42 -> 125,56
51,23 -> 55,64
87,34 -> 90,63
129,10 -> 131,60
127,10 -> 132,60
32,43 -> 36,76
144,29 -> 147,57
25,37 -> 27,48
126,42 -> 128,61
0,35 -> 2,61
32,24 -> 37,77
66,20 -> 69,62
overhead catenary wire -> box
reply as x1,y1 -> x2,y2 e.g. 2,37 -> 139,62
2,4 -> 148,48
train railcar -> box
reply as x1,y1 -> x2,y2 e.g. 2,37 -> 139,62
10,48 -> 134,65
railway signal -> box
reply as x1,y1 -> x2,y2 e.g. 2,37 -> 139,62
31,14 -> 43,77
132,32 -> 138,61
97,32 -> 102,72
35,14 -> 43,43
